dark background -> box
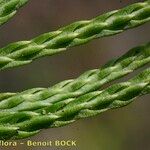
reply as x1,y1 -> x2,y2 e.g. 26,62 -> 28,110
0,0 -> 150,150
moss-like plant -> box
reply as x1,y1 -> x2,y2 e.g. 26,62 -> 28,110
0,0 -> 149,140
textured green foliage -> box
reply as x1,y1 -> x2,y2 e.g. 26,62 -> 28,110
0,0 -> 149,140
0,0 -> 150,70
0,0 -> 28,26
0,70 -> 149,140
0,43 -> 149,140
1,43 -> 149,110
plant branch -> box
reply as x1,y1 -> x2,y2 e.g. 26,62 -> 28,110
0,69 -> 149,140
0,0 -> 149,70
0,43 -> 149,139
0,0 -> 29,27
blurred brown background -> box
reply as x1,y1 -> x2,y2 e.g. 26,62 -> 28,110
0,0 -> 150,150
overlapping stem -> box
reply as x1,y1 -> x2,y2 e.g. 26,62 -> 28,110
0,0 -> 29,26
0,42 -> 149,111
0,0 -> 150,70
0,68 -> 149,140
0,43 -> 149,140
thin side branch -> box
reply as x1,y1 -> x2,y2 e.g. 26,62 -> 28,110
0,0 -> 29,26
0,0 -> 149,70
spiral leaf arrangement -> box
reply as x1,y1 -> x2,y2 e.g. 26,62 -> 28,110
0,0 -> 29,26
0,69 -> 149,140
0,0 -> 150,70
0,1 -> 149,140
